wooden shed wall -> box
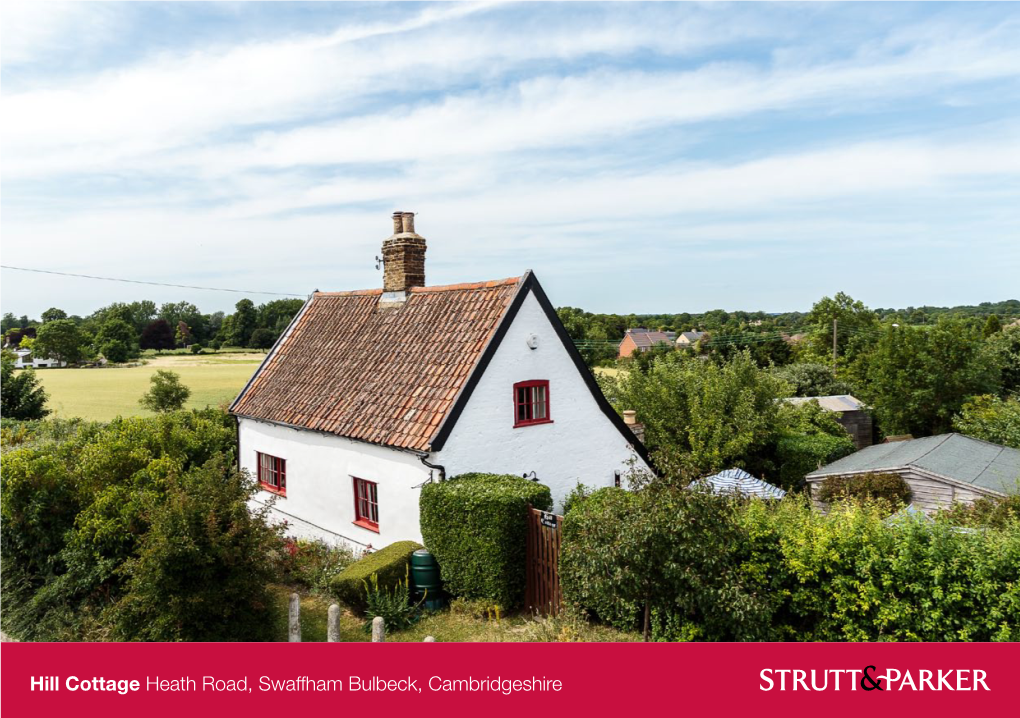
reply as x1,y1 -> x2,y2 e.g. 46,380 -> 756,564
807,468 -> 998,514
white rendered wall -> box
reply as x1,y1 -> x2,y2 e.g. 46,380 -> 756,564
238,418 -> 430,549
434,290 -> 649,511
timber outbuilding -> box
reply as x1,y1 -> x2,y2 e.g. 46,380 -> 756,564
806,433 -> 1020,513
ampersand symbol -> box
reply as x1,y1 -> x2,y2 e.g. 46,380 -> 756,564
861,666 -> 884,691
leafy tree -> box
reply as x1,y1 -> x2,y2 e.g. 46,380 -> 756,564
772,363 -> 852,397
175,321 -> 193,347
256,299 -> 305,335
0,351 -> 50,419
248,327 -> 276,350
139,319 -> 176,352
97,318 -> 140,363
230,299 -> 257,347
953,395 -> 1020,449
856,320 -> 1000,437
987,325 -> 1020,396
801,292 -> 878,364
139,370 -> 191,412
112,457 -> 280,641
34,319 -> 88,364
40,307 -> 67,323
983,314 -> 1003,338
560,484 -> 771,641
600,350 -> 787,479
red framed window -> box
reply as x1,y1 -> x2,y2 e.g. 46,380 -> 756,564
257,452 -> 286,495
353,477 -> 379,532
514,380 -> 551,427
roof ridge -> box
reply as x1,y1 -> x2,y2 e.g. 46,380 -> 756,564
313,276 -> 521,297
906,433 -> 953,467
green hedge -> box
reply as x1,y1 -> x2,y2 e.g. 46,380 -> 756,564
561,488 -> 1020,641
420,473 -> 552,609
776,432 -> 855,490
329,540 -> 421,613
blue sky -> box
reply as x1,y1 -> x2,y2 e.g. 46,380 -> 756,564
2,1 -> 1018,318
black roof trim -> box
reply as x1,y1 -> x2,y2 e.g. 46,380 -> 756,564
429,271 -> 654,470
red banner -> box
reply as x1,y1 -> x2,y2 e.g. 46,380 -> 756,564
1,642 -> 1016,716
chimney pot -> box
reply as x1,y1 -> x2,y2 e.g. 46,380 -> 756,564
623,410 -> 637,425
392,212 -> 403,234
401,211 -> 415,234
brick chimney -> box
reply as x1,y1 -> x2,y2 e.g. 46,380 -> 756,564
381,211 -> 426,297
623,409 -> 645,445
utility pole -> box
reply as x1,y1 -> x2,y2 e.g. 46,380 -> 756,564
832,318 -> 838,371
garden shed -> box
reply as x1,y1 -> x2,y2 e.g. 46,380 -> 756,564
806,433 -> 1020,513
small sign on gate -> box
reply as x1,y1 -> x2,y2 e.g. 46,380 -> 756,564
539,511 -> 558,529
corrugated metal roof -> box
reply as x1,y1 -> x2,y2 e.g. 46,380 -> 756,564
807,433 -> 1020,494
695,468 -> 786,499
786,395 -> 866,412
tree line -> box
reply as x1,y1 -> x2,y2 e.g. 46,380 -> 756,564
598,296 -> 1020,489
2,297 -> 305,365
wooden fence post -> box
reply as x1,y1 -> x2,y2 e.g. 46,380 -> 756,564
288,593 -> 301,642
371,616 -> 385,643
327,604 -> 340,642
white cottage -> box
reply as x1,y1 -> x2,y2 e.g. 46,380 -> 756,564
230,212 -> 652,549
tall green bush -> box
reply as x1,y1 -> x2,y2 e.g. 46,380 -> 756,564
419,473 -> 551,609
561,484 -> 771,641
0,409 -> 278,641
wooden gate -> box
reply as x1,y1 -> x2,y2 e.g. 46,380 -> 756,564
525,505 -> 563,616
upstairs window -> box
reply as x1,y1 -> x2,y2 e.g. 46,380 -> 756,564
353,477 -> 379,532
257,452 -> 286,495
514,380 -> 551,427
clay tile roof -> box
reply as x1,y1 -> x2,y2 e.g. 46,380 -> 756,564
230,276 -> 523,452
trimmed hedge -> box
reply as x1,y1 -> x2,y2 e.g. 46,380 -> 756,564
420,473 -> 552,609
329,540 -> 421,613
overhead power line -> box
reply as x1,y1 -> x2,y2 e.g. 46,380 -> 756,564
0,265 -> 306,298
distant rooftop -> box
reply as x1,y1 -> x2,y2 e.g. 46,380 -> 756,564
807,433 -> 1020,495
786,395 -> 866,412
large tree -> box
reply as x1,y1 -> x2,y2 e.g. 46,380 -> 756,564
856,319 -> 1000,437
139,319 -> 176,352
600,350 -> 787,479
40,307 -> 68,323
97,318 -> 140,363
230,299 -> 257,347
801,292 -> 879,364
33,319 -> 88,364
0,351 -> 50,419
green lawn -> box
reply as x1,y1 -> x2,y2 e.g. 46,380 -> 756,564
33,353 -> 265,421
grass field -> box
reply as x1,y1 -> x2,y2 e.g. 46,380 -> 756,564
33,353 -> 266,421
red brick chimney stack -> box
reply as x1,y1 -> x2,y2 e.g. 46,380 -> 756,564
382,211 -> 426,295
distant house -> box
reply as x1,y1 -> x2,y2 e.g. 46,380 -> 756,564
785,395 -> 873,449
806,433 -> 1020,514
676,330 -> 706,346
12,347 -> 66,369
618,329 -> 674,358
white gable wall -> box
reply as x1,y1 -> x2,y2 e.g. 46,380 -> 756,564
433,289 -> 649,511
238,417 -> 430,548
